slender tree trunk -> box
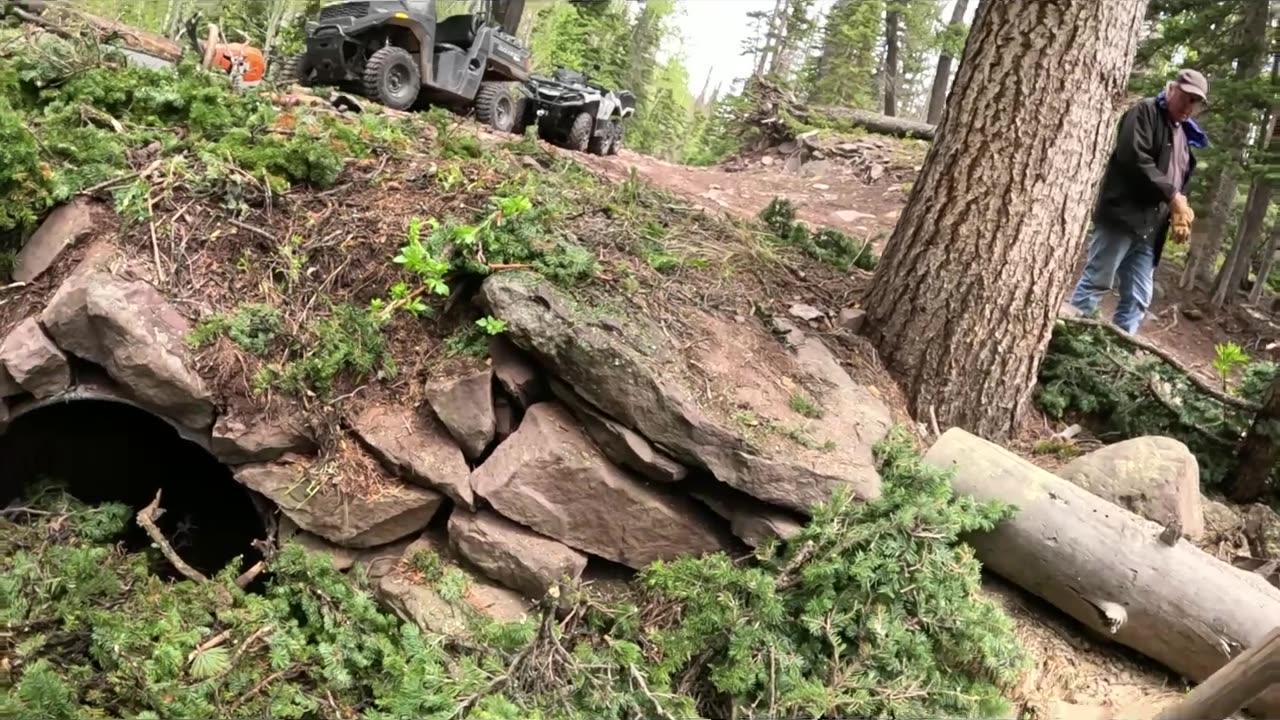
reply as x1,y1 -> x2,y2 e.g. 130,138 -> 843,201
883,7 -> 900,116
1179,0 -> 1270,291
1211,102 -> 1277,308
1181,167 -> 1240,290
926,0 -> 970,125
1248,224 -> 1280,305
262,0 -> 289,60
1213,178 -> 1275,307
861,0 -> 1148,441
1229,374 -> 1280,503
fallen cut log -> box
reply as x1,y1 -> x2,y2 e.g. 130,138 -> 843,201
808,105 -> 936,141
923,428 -> 1280,717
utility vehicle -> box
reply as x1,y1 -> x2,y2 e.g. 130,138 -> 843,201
285,0 -> 530,128
522,68 -> 636,155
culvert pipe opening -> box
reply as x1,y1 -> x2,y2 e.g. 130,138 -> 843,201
0,400 -> 266,579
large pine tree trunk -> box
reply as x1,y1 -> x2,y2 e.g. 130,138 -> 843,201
883,8 -> 900,116
861,0 -> 1148,440
925,0 -> 970,125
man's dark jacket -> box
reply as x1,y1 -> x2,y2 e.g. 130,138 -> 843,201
1093,97 -> 1197,267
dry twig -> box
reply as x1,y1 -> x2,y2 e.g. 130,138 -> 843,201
136,490 -> 208,583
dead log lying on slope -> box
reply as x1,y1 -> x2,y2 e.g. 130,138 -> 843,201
735,78 -> 936,147
923,428 -> 1280,718
806,104 -> 936,141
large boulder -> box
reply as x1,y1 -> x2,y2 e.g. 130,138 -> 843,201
480,274 -> 892,513
1058,437 -> 1204,540
211,412 -> 316,465
42,270 -> 214,429
425,369 -> 496,460
550,380 -> 688,483
349,403 -> 474,509
470,402 -> 731,568
448,509 -> 588,600
235,454 -> 444,548
13,197 -> 97,284
0,318 -> 70,399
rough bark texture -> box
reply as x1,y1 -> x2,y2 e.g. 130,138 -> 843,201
925,0 -> 970,125
924,429 -> 1280,717
1228,374 -> 1280,503
861,0 -> 1147,440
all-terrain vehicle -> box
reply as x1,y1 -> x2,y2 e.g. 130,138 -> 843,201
522,68 -> 636,155
285,0 -> 530,129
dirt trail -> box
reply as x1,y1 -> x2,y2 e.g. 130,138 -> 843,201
574,145 -> 1274,385
582,148 -> 910,242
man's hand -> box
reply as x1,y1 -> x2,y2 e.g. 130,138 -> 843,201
1170,193 -> 1194,244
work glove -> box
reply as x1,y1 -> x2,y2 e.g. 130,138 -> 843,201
1170,194 -> 1194,244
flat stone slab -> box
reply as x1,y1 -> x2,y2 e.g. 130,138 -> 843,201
481,273 -> 891,513
349,402 -> 474,509
13,198 -> 97,284
42,269 -> 214,429
235,454 -> 444,548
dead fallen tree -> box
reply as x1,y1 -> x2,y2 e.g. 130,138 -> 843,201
734,78 -> 936,147
923,428 -> 1280,717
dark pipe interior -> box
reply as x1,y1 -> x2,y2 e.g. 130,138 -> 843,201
0,400 -> 265,579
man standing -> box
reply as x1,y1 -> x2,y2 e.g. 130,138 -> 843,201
1069,69 -> 1210,334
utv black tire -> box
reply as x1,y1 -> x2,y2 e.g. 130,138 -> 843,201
587,128 -> 610,155
274,53 -> 312,86
566,111 -> 594,152
474,82 -> 518,133
606,119 -> 623,155
362,46 -> 420,111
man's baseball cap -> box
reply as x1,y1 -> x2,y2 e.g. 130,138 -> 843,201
1176,69 -> 1210,101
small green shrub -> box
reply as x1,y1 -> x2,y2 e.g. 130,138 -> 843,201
189,303 -> 284,356
759,198 -> 878,271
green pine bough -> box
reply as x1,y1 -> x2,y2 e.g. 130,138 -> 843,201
2,429 -> 1026,719
1037,320 -> 1278,488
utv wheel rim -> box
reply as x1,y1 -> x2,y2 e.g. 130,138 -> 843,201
388,65 -> 409,96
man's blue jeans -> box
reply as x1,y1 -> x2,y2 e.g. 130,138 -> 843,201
1069,225 -> 1155,335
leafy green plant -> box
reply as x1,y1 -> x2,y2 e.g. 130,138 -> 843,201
476,315 -> 508,335
758,198 -> 878,271
1213,342 -> 1250,390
